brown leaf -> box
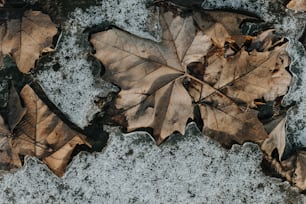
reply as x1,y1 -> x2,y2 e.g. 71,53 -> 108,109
293,152 -> 306,190
261,117 -> 286,160
0,10 -> 57,73
0,85 -> 90,176
266,151 -> 306,191
260,116 -> 306,192
91,9 -> 291,145
194,11 -> 255,35
287,0 -> 306,12
7,84 -> 26,131
43,136 -> 90,177
193,11 -> 255,48
0,115 -> 21,170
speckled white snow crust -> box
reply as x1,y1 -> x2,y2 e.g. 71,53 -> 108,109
0,124 -> 304,204
36,0 -> 161,128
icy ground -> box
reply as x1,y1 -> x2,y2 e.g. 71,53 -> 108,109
0,124 -> 304,203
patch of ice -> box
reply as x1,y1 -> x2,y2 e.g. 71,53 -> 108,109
0,124 -> 304,203
36,0 -> 161,128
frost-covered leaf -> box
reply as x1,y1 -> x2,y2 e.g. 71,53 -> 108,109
0,10 -> 57,73
91,9 -> 291,145
287,0 -> 306,12
0,85 -> 90,176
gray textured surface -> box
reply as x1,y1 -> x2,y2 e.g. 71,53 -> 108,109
0,124 -> 304,204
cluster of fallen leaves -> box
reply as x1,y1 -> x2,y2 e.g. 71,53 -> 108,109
0,7 -> 89,176
91,9 -> 290,146
0,1 -> 306,192
91,6 -> 306,190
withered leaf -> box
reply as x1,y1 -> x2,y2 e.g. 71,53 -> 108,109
7,84 -> 26,131
91,9 -> 291,145
0,115 -> 21,170
293,152 -> 306,190
0,85 -> 90,176
0,10 -> 57,73
261,116 -> 306,191
43,136 -> 89,176
268,151 -> 306,191
261,117 -> 286,160
0,85 -> 26,170
193,10 -> 256,48
287,0 -> 306,12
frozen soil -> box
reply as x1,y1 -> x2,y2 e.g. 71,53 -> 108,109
0,124 -> 304,204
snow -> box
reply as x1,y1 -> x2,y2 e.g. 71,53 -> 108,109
36,0 -> 161,128
282,41 -> 306,152
70,0 -> 161,42
0,124 -> 304,203
201,0 -> 306,38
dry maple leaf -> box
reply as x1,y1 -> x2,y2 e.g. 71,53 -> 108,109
0,10 -> 57,73
0,85 -> 90,176
91,9 -> 291,145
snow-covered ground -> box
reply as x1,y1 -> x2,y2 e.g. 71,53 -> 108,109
0,124 -> 304,203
